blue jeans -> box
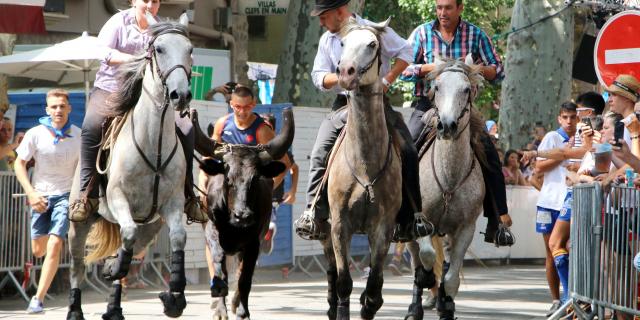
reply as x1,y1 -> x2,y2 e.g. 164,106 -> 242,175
31,193 -> 70,239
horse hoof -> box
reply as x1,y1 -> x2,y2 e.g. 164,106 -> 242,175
159,291 -> 187,318
66,310 -> 85,320
102,248 -> 133,281
101,307 -> 124,320
404,302 -> 423,320
210,277 -> 228,297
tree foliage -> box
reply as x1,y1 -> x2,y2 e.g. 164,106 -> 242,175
362,0 -> 514,118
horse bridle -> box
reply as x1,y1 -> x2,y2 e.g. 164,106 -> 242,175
431,68 -> 474,141
132,28 -> 192,224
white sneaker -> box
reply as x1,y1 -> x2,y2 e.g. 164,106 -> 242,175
26,296 -> 44,314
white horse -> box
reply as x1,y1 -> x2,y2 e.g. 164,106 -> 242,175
67,16 -> 192,320
405,57 -> 487,320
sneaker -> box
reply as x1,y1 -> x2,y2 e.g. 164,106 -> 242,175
26,296 -> 43,314
387,260 -> 403,276
69,198 -> 98,222
423,294 -> 437,310
261,222 -> 277,255
294,209 -> 330,241
545,300 -> 561,317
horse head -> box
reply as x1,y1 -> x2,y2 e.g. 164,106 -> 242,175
200,108 -> 295,227
428,55 -> 484,139
336,18 -> 389,90
146,13 -> 193,111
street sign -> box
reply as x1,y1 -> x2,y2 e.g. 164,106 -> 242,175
594,10 -> 640,87
239,0 -> 290,15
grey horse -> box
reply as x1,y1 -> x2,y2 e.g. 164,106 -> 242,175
405,57 -> 487,320
66,16 -> 192,320
322,19 -> 403,320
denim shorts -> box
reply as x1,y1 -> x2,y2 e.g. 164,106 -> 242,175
558,190 -> 573,222
536,206 -> 560,234
31,193 -> 70,239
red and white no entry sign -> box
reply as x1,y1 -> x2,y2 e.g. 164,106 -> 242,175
594,10 -> 640,87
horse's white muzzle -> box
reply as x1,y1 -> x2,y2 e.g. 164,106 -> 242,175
337,60 -> 359,91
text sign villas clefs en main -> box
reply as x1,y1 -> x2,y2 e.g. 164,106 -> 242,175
239,0 -> 290,15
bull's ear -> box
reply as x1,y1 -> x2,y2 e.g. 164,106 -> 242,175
200,158 -> 225,176
258,161 -> 286,178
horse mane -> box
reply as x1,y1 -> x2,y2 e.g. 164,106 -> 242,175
339,17 -> 386,39
104,21 -> 189,117
427,59 -> 484,87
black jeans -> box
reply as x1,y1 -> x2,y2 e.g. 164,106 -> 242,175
407,97 -> 508,219
79,88 -> 195,200
306,94 -> 422,225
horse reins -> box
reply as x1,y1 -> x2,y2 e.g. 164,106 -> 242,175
430,67 -> 477,219
131,28 -> 191,224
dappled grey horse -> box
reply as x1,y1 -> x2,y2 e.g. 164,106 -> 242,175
404,58 -> 486,320
66,16 -> 192,320
322,20 -> 403,320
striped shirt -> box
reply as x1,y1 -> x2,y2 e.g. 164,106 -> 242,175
401,19 -> 504,97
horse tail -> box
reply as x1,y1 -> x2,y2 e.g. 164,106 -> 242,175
433,236 -> 445,280
84,218 -> 122,264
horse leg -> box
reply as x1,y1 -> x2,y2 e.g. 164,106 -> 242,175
322,237 -> 338,320
67,215 -> 98,320
158,204 -> 188,318
404,238 -> 435,320
232,240 -> 259,320
102,192 -> 136,281
102,280 -> 125,320
437,226 -> 474,320
359,230 -> 389,320
332,222 -> 353,320
206,221 -> 229,320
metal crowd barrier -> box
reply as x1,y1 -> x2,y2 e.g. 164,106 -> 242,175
556,183 -> 640,319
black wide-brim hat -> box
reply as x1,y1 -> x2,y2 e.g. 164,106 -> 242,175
310,0 -> 350,16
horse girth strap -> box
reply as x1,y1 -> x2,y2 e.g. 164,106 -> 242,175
130,98 -> 180,224
430,141 -> 476,215
344,133 -> 393,203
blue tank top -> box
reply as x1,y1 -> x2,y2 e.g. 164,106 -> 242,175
219,113 -> 267,145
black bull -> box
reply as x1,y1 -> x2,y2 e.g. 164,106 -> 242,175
192,108 -> 294,319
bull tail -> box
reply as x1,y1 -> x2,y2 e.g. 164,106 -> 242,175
85,218 -> 121,264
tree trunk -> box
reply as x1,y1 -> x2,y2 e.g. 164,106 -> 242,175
232,0 -> 249,85
499,0 -> 574,150
0,33 -> 16,113
273,0 -> 365,107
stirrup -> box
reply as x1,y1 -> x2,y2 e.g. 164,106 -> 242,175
294,211 -> 328,241
494,224 -> 515,247
185,196 -> 208,224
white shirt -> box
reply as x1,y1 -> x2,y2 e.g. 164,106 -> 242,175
16,124 -> 81,196
311,15 -> 413,94
536,131 -> 569,210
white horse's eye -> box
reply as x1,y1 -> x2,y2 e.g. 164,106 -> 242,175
434,86 -> 439,91
368,41 -> 376,48
340,41 -> 344,47
156,46 -> 164,54
464,87 -> 470,93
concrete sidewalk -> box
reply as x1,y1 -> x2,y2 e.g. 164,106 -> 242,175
0,265 -> 552,319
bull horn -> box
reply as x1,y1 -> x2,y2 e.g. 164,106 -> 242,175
264,107 -> 294,159
191,108 -> 218,157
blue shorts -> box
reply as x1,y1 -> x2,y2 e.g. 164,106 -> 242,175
536,206 -> 560,234
31,193 -> 70,240
558,190 -> 573,222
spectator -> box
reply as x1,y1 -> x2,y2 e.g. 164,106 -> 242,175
0,118 -> 24,171
532,122 -> 547,149
486,120 -> 498,139
14,89 -> 80,313
534,101 -> 578,315
502,150 -> 527,186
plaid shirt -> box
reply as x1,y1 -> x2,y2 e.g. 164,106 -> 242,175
401,19 -> 504,97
